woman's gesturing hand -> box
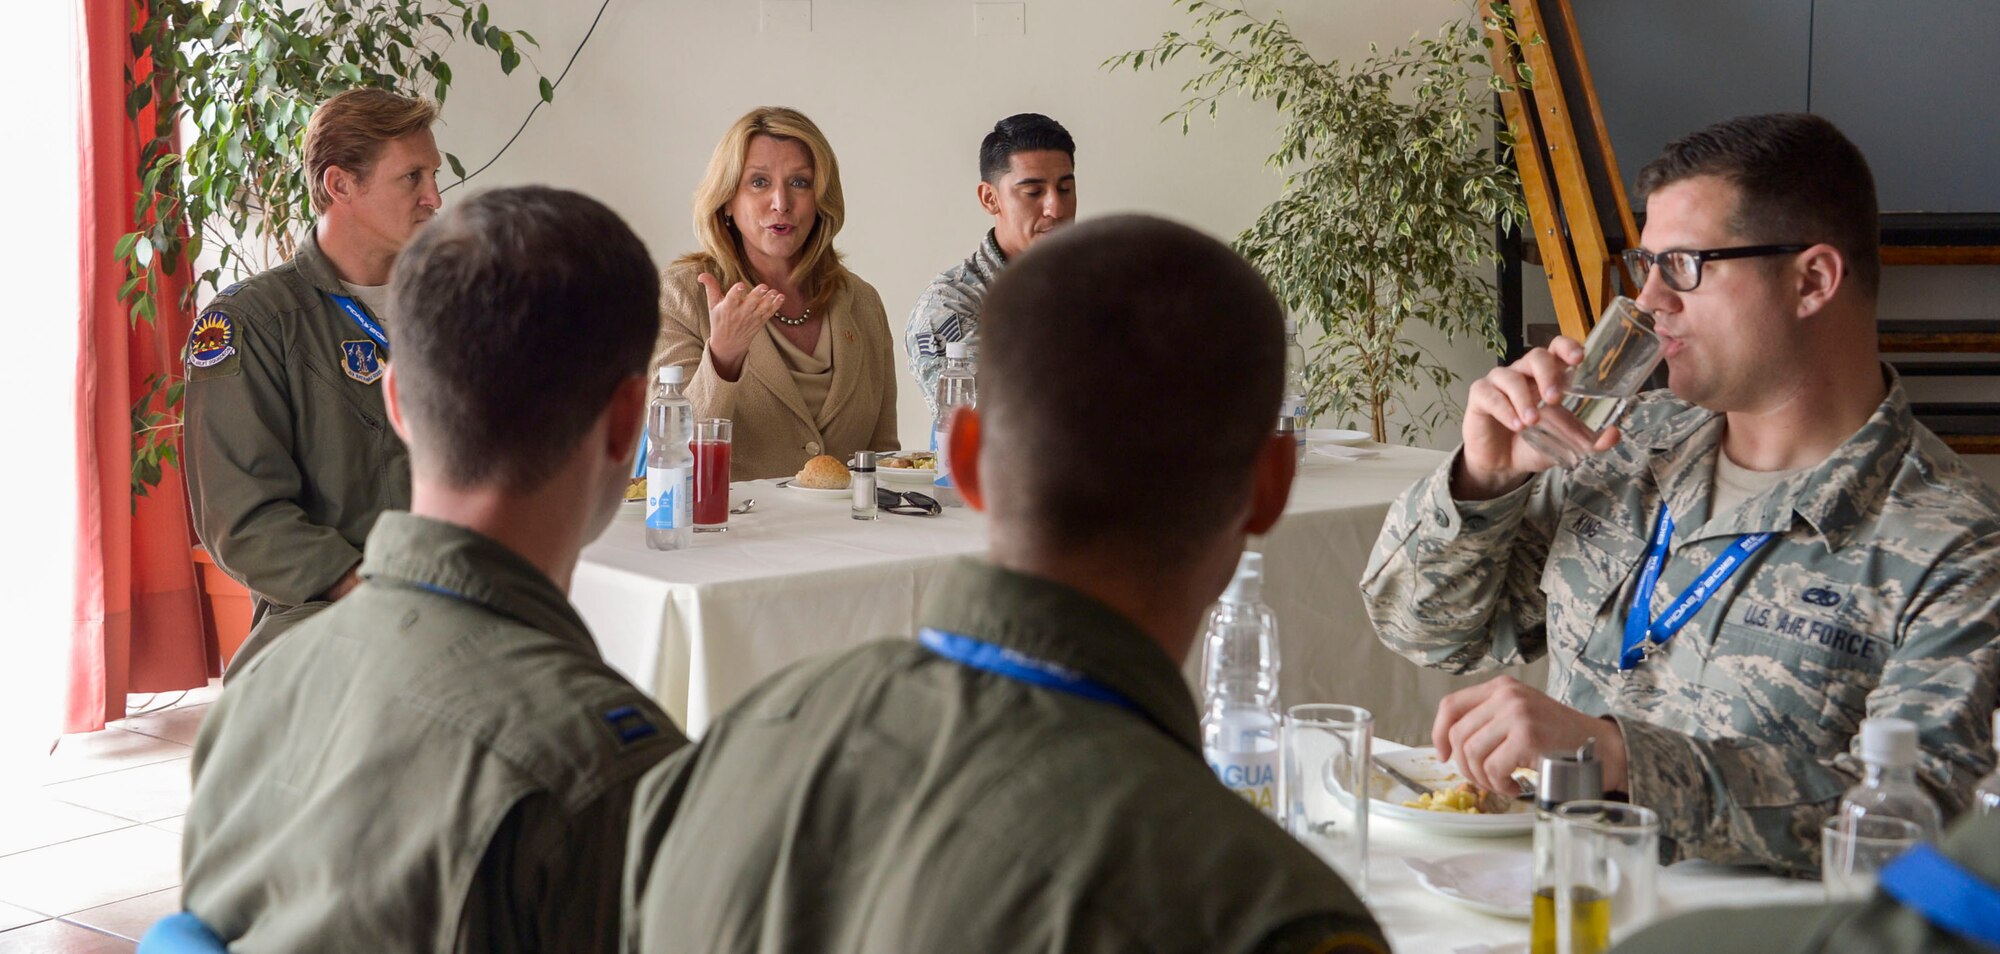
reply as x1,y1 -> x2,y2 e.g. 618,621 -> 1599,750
699,271 -> 784,380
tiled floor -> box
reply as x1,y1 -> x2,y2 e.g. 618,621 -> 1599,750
0,682 -> 219,953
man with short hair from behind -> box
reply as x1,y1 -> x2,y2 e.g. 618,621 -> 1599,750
904,112 -> 1076,414
625,214 -> 1387,954
176,186 -> 686,952
1361,113 -> 2000,874
184,87 -> 442,672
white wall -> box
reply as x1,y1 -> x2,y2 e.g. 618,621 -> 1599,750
432,0 -> 1497,452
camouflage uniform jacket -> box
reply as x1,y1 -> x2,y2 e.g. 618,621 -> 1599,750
903,228 -> 1005,417
1361,372 -> 2000,874
182,229 -> 411,669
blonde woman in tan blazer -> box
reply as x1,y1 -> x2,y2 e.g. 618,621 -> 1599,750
653,107 -> 898,481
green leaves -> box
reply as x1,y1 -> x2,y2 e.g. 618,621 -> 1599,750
118,0 -> 551,495
1111,5 -> 1524,443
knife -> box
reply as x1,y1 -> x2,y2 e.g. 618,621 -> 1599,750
1371,755 -> 1436,798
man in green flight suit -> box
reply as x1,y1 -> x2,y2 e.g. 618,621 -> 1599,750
623,215 -> 1387,954
175,186 -> 686,952
1612,811 -> 2000,953
183,87 -> 439,672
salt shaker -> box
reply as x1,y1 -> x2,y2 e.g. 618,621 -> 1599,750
850,452 -> 878,521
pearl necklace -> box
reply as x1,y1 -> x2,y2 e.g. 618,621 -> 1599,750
774,307 -> 812,327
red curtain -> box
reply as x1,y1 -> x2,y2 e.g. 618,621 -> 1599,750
71,0 -> 211,732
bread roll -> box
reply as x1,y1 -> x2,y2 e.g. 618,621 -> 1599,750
795,454 -> 851,490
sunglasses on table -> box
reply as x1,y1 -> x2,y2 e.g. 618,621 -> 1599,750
1620,244 -> 1810,293
876,487 -> 942,517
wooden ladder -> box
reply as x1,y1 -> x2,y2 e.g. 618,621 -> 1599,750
1486,0 -> 2000,454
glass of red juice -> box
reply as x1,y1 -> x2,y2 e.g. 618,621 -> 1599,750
692,418 -> 733,528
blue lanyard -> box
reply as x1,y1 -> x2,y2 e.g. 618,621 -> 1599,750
918,628 -> 1138,715
328,293 -> 389,349
1618,504 -> 1773,670
1878,843 -> 2000,948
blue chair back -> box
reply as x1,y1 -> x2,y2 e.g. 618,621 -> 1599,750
137,911 -> 228,954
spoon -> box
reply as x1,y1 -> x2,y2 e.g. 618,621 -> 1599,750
730,498 -> 755,515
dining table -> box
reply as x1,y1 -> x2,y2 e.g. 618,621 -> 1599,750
573,442 -> 1544,740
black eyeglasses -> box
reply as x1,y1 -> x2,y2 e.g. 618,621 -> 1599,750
1621,244 -> 1810,293
876,487 -> 942,516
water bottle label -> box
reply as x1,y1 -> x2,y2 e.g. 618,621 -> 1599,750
1206,745 -> 1281,818
646,465 -> 691,530
932,425 -> 953,488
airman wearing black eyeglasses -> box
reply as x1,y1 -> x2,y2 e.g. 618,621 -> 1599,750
1363,113 -> 2000,875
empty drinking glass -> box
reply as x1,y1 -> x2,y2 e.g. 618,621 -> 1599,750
1284,704 -> 1372,897
1521,297 -> 1664,468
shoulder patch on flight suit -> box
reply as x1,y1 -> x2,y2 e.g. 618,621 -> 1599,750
601,705 -> 661,745
184,310 -> 242,380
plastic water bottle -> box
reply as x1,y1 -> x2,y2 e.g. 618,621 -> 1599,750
1838,717 -> 1943,840
1282,320 -> 1309,465
645,366 -> 693,551
1201,551 -> 1283,822
1974,711 -> 2000,817
931,342 -> 976,507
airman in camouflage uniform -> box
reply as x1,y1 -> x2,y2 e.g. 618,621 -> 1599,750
1361,113 -> 2000,874
1364,380 -> 2000,872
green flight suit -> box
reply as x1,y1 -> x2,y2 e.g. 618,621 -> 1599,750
182,228 -> 411,671
1612,811 -> 2000,953
182,512 -> 686,953
624,559 -> 1386,954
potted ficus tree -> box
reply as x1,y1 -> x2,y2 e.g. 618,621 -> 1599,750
1109,1 -> 1526,443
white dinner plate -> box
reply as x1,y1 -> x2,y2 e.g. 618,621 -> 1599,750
1403,851 -> 1533,919
776,478 -> 852,498
1365,747 -> 1535,837
1304,428 -> 1372,446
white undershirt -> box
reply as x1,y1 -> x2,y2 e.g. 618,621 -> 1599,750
1711,451 -> 1806,518
339,281 -> 392,324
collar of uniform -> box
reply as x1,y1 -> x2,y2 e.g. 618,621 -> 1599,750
918,558 -> 1202,752
293,227 -> 351,299
978,229 -> 1009,273
358,512 -> 598,657
1638,366 -> 1915,550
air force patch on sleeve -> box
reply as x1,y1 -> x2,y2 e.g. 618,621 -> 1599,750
341,340 -> 385,384
184,311 -> 240,379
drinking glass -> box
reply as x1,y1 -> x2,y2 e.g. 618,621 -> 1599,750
1538,800 -> 1658,954
1520,297 -> 1663,468
1822,815 -> 1923,901
691,418 -> 733,529
1284,704 -> 1372,898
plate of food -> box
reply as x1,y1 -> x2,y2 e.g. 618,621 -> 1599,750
780,455 -> 855,497
624,476 -> 648,505
1304,428 -> 1373,446
877,451 -> 937,484
1364,744 -> 1534,836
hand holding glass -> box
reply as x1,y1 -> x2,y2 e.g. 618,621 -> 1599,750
1520,297 -> 1663,469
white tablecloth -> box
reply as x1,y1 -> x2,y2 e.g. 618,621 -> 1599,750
574,445 -> 1542,739
1363,747 -> 1825,951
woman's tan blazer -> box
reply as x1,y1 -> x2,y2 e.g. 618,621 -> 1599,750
653,259 -> 900,481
